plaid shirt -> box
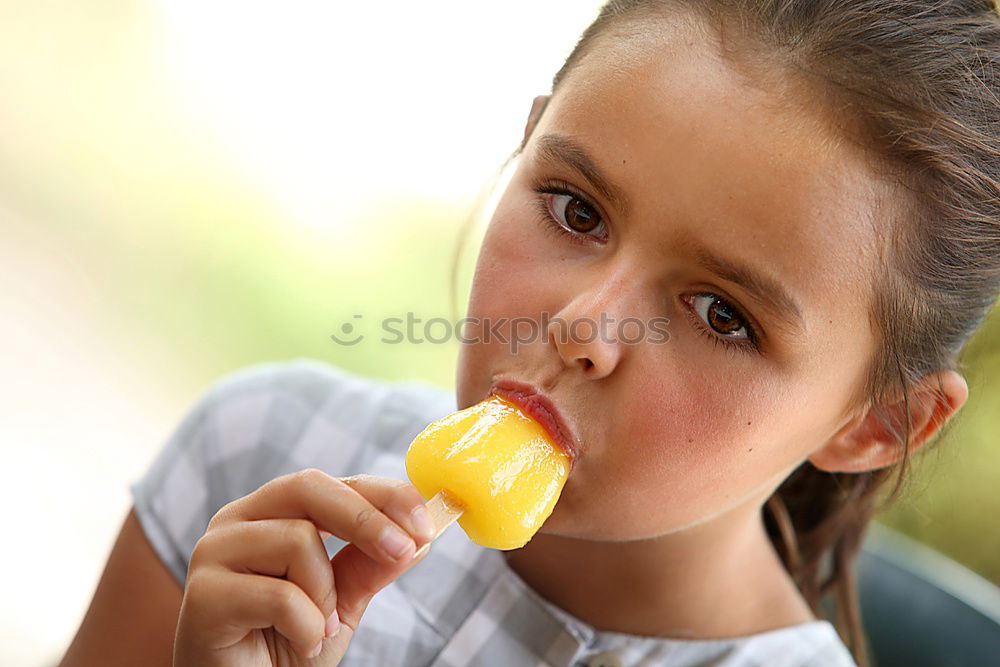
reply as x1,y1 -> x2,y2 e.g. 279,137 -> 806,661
132,359 -> 856,666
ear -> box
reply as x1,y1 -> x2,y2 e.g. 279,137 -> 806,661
809,370 -> 969,473
522,94 -> 551,146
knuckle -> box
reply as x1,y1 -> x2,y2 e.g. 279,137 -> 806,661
283,520 -> 317,553
292,467 -> 327,488
189,533 -> 220,569
206,501 -> 238,530
190,521 -> 244,570
270,581 -> 302,617
205,511 -> 223,532
269,468 -> 330,503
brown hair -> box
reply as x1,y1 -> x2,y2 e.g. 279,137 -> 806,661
452,1 -> 1000,664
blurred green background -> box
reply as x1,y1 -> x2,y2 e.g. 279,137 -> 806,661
1,1 -> 997,665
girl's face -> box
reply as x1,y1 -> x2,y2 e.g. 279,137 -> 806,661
456,17 -> 889,542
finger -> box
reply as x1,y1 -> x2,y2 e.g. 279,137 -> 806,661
330,539 -> 432,631
214,469 -> 422,566
185,567 -> 326,660
340,474 -> 436,544
202,519 -> 337,621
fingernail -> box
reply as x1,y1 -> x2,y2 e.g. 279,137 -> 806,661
379,525 -> 414,560
411,505 -> 436,539
325,610 -> 340,638
310,640 -> 323,658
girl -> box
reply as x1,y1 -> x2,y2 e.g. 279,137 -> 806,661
61,1 -> 1000,666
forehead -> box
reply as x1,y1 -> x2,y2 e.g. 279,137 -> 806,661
531,14 -> 890,339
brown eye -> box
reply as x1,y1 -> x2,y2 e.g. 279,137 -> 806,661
550,193 -> 601,233
692,293 -> 749,338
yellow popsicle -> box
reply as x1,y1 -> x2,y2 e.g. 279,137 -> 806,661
405,394 -> 571,550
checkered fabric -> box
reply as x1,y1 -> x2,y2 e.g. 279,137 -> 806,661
132,359 -> 857,666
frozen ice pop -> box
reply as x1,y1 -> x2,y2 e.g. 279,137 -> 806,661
405,394 -> 572,550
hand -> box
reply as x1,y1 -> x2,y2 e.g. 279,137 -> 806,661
173,469 -> 437,666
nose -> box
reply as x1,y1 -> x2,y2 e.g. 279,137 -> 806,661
546,275 -> 632,379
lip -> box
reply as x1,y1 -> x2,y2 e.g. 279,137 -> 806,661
488,378 -> 580,469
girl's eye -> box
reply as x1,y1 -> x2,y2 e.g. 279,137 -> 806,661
683,293 -> 760,355
532,181 -> 607,242
549,193 -> 601,234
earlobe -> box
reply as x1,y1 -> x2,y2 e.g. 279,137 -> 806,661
522,94 -> 551,146
809,370 -> 969,473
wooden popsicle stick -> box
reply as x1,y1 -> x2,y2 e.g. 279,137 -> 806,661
414,490 -> 465,559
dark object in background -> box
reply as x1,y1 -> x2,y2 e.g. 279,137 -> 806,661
857,523 -> 1000,667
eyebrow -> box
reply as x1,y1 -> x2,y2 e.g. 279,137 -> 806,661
533,134 -> 632,218
687,240 -> 806,334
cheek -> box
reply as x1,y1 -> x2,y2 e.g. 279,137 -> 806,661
631,366 -> 787,474
465,203 -> 556,320
596,362 -> 810,528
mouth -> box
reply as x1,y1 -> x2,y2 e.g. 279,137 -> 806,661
488,378 -> 580,469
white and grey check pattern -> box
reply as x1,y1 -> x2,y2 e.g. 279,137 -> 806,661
132,359 -> 857,666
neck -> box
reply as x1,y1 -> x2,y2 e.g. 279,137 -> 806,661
503,507 -> 816,639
